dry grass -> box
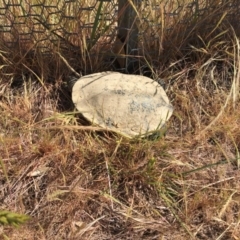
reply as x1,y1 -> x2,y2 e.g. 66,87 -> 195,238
1,0 -> 240,239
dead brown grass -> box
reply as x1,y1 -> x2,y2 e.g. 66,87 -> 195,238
1,1 -> 240,240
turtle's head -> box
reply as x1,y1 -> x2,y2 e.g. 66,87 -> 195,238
66,76 -> 78,92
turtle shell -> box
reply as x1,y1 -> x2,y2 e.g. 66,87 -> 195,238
72,72 -> 173,138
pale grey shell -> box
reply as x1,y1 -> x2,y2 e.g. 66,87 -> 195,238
71,71 -> 173,138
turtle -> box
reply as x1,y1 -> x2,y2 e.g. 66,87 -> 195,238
68,71 -> 173,138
